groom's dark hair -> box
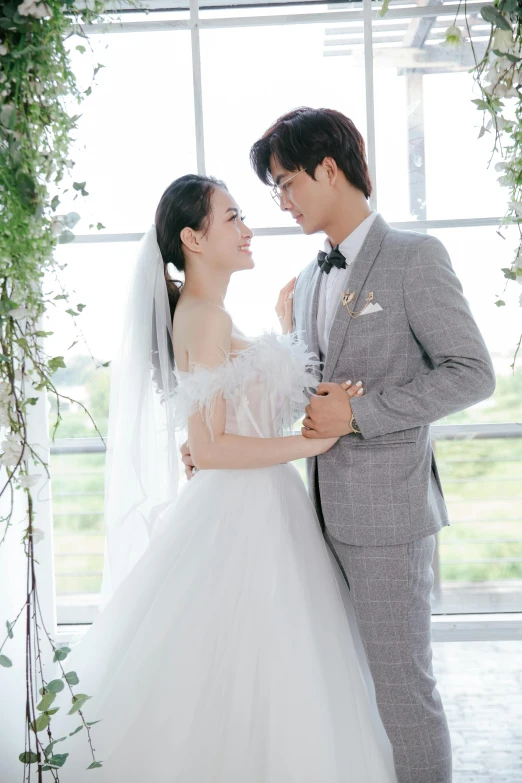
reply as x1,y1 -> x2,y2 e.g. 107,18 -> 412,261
250,107 -> 372,199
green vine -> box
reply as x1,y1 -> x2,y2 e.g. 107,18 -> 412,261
460,0 -> 522,367
447,0 -> 522,366
383,0 -> 522,366
0,1 -> 123,777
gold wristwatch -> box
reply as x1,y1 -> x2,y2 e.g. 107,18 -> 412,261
350,414 -> 361,435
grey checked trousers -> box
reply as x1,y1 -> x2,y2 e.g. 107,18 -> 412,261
326,531 -> 452,783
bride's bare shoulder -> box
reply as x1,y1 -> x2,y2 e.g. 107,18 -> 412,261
174,299 -> 232,369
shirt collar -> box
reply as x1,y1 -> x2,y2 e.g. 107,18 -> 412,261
324,211 -> 378,265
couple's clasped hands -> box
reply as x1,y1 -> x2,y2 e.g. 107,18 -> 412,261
276,277 -> 365,441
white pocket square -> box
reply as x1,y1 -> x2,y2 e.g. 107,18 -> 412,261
360,302 -> 383,315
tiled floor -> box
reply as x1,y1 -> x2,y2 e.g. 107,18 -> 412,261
433,641 -> 522,782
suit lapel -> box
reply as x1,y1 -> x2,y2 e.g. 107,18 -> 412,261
322,214 -> 390,383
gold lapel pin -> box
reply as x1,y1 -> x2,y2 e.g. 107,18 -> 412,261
341,289 -> 374,318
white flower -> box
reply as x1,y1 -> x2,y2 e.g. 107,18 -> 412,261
519,292 -> 522,306
0,434 -> 24,466
495,162 -> 506,172
0,44 -> 8,57
444,24 -> 464,46
492,82 -> 519,99
17,1 -> 51,18
19,474 -> 43,489
0,409 -> 10,427
9,306 -> 30,320
51,219 -> 64,238
31,528 -> 45,545
509,201 -> 522,218
493,29 -> 514,53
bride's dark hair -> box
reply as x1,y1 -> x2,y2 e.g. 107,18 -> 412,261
155,173 -> 227,320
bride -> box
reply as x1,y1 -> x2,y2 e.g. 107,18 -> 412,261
54,174 -> 397,782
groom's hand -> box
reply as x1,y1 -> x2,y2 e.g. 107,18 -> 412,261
302,381 -> 364,439
180,440 -> 196,480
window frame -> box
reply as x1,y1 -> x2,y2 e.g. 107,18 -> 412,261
51,0 -> 521,638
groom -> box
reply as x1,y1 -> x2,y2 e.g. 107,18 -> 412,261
248,108 -> 495,783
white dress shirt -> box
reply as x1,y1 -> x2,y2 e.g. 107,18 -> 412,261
317,212 -> 378,360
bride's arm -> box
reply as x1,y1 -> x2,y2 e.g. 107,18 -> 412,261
185,307 -> 337,470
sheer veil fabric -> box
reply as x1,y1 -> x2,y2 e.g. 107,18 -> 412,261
100,226 -> 179,604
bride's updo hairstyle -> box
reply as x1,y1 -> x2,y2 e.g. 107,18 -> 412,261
155,173 -> 227,319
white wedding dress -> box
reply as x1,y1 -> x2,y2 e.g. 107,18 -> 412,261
55,333 -> 397,783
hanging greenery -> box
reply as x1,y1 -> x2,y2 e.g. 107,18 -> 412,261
456,0 -> 522,366
0,1 -> 118,777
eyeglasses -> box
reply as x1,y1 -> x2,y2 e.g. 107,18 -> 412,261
270,169 -> 306,206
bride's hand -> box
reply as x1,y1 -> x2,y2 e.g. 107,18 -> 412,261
275,277 -> 296,335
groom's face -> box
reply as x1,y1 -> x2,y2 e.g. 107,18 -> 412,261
269,156 -> 332,236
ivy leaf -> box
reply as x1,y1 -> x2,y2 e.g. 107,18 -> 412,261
54,294 -> 68,300
26,398 -> 39,406
64,671 -> 79,686
77,303 -> 86,312
471,98 -> 491,111
6,620 -> 14,639
378,0 -> 390,16
501,268 -> 517,279
73,181 -> 89,197
65,212 -> 81,228
31,713 -> 50,733
66,308 -> 79,316
46,708 -> 60,715
69,725 -> 83,736
53,645 -> 70,662
48,357 -> 66,374
37,692 -> 56,712
495,299 -> 506,306
51,195 -> 60,211
68,693 -> 91,715
58,230 -> 75,244
44,737 -> 66,755
47,679 -> 65,693
481,5 -> 513,29
76,45 -> 86,54
87,761 -> 103,769
18,751 -> 38,764
0,654 -> 13,667
47,753 -> 69,768
86,720 -> 102,726
96,222 -> 105,230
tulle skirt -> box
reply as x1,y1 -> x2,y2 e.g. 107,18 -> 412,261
55,463 -> 397,782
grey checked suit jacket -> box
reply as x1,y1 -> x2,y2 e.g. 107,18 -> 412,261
293,214 -> 496,547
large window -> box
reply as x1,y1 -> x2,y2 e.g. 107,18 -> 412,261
44,0 -> 522,626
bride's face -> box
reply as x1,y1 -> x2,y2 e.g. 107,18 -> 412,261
201,187 -> 254,273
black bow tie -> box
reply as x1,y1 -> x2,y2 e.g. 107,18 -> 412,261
317,245 -> 346,274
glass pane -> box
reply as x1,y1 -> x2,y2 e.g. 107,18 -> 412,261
60,28 -> 196,235
372,10 -> 506,221
433,438 -> 522,614
200,17 -> 367,228
45,241 -> 137,438
52,452 -> 105,624
428,226 -> 522,425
